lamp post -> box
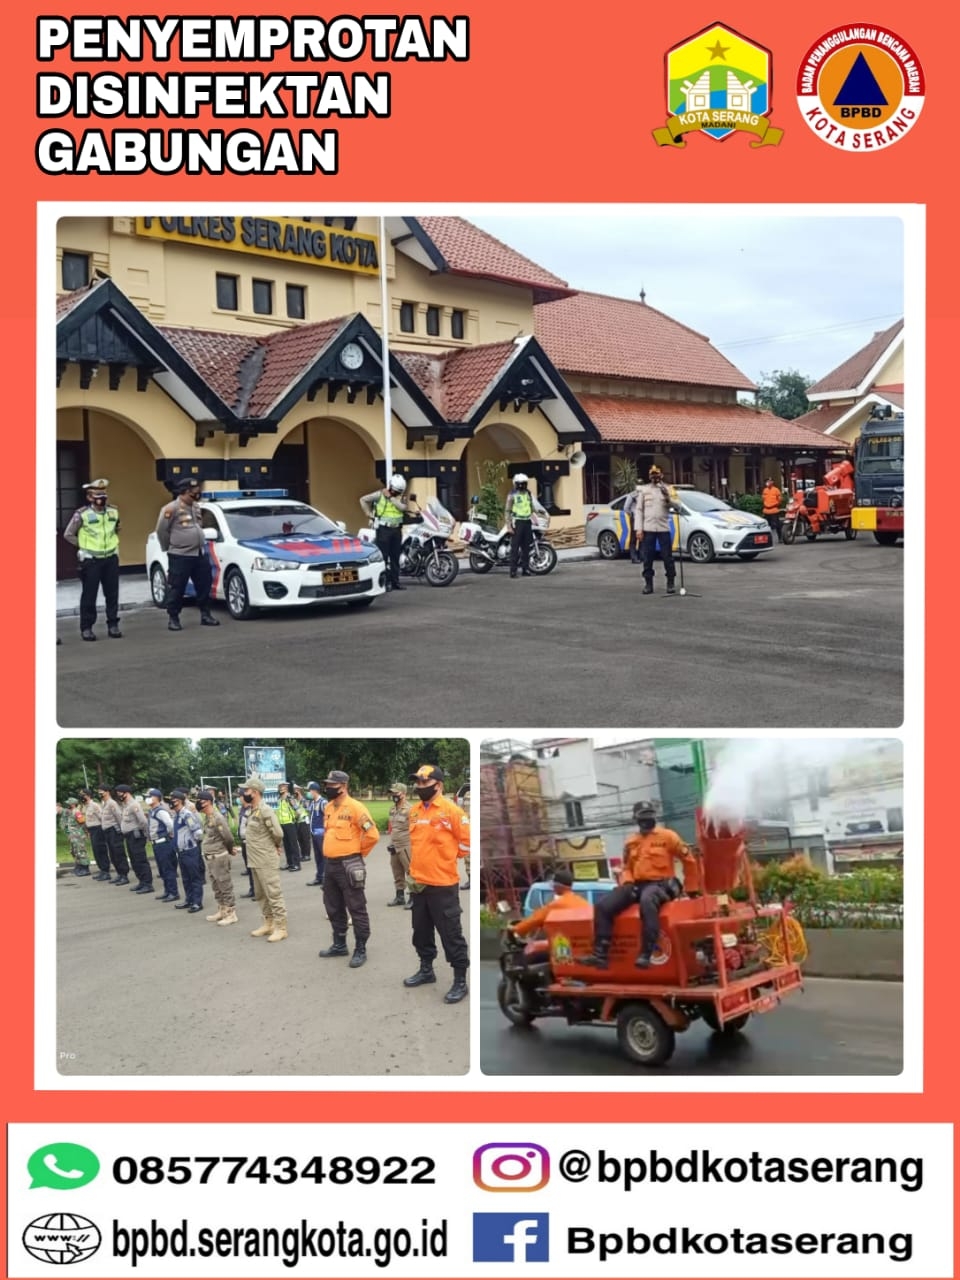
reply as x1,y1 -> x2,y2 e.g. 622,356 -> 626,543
378,217 -> 393,480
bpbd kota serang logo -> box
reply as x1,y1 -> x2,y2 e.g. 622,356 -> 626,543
653,23 -> 783,148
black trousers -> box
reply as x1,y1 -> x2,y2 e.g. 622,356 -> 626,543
323,856 -> 371,943
165,552 -> 212,617
280,823 -> 301,869
78,555 -> 119,630
764,512 -> 782,539
103,827 -> 129,876
376,525 -> 402,587
411,883 -> 470,971
296,821 -> 312,865
311,832 -> 326,882
124,831 -> 152,886
509,520 -> 533,574
593,878 -> 680,955
641,531 -> 675,584
87,826 -> 111,874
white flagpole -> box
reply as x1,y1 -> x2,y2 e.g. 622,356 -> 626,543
378,216 -> 393,481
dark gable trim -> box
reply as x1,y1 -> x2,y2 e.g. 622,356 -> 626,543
467,336 -> 600,443
264,312 -> 445,432
56,279 -> 236,426
401,218 -> 448,272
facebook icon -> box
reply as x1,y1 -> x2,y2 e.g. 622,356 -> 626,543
473,1213 -> 549,1263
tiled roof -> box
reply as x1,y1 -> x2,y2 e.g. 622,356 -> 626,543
578,396 -> 836,448
535,292 -> 755,390
160,327 -> 259,411
791,403 -> 855,436
416,217 -> 570,296
246,317 -> 347,416
807,319 -> 903,395
394,341 -> 518,421
56,279 -> 105,318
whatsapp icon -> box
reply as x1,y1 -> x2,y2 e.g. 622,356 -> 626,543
28,1143 -> 100,1190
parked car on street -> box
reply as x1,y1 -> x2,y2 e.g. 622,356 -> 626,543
145,489 -> 387,620
585,489 -> 775,563
521,879 -> 617,917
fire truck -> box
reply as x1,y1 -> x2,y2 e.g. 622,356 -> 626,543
850,405 -> 904,545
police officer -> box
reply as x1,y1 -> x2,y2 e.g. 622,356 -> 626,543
505,473 -> 534,578
386,782 -> 412,907
359,474 -> 411,591
305,781 -> 326,887
97,784 -> 129,885
197,789 -> 240,926
145,788 -> 178,902
403,766 -> 471,1004
318,770 -> 379,969
115,784 -> 153,894
636,465 -> 681,595
80,788 -> 112,880
59,798 -> 90,875
155,477 -> 221,632
63,478 -> 122,641
243,777 -> 288,943
276,781 -> 302,871
170,789 -> 205,913
293,785 -> 312,869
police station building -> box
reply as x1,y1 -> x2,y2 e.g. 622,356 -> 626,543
55,215 -> 832,575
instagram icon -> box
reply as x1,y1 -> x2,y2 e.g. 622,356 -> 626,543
473,1143 -> 550,1192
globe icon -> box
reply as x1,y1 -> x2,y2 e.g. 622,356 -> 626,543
22,1213 -> 101,1265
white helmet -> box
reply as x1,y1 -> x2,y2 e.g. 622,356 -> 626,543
513,473 -> 529,485
388,473 -> 406,494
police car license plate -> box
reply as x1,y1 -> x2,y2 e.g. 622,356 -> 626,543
755,534 -> 770,544
323,568 -> 358,585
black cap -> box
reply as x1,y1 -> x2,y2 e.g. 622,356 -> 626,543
196,790 -> 215,804
552,868 -> 574,887
324,770 -> 350,787
175,476 -> 201,494
114,783 -> 133,795
170,788 -> 187,801
411,764 -> 444,783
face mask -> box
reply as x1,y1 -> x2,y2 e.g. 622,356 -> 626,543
324,787 -> 342,801
415,784 -> 438,802
638,819 -> 655,833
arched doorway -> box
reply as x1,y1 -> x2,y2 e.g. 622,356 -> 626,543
272,415 -> 380,530
462,421 -> 537,516
56,406 -> 168,577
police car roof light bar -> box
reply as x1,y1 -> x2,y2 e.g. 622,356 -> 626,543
200,488 -> 290,501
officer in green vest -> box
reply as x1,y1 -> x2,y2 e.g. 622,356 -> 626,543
63,478 -> 122,641
505,473 -> 534,579
276,781 -> 302,871
360,474 -> 411,591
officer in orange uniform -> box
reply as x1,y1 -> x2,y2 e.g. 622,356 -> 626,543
402,766 -> 471,1004
762,478 -> 783,540
317,770 -> 380,968
582,802 -> 700,969
510,869 -> 590,939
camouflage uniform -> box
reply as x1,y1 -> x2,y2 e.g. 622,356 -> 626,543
60,802 -> 90,868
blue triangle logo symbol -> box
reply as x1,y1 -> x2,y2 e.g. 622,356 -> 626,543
833,52 -> 888,106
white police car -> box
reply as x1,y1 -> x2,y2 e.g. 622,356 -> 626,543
585,488 -> 774,563
145,490 -> 387,620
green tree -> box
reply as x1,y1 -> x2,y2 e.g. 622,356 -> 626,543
755,369 -> 814,420
471,458 -> 508,525
611,456 -> 638,496
56,738 -> 195,795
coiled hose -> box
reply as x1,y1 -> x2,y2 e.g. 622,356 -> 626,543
760,915 -> 808,966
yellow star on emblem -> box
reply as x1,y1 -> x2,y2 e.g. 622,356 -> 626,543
706,39 -> 730,60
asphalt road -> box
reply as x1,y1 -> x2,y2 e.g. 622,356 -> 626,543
478,963 -> 902,1076
55,839 -> 470,1078
57,540 -> 903,729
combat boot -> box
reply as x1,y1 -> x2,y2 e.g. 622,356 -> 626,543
348,943 -> 367,968
403,962 -> 436,987
318,934 -> 349,958
251,917 -> 274,937
206,905 -> 226,922
444,970 -> 469,1004
267,922 -> 288,942
387,890 -> 405,906
217,908 -> 239,926
580,945 -> 611,969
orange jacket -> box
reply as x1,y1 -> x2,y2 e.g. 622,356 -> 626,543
408,793 -> 470,886
622,826 -> 698,884
321,794 -> 380,859
762,485 -> 782,513
513,889 -> 591,937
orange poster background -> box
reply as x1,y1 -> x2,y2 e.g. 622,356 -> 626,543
1,0 -> 952,1267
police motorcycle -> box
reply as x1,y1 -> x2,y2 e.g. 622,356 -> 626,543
459,493 -> 558,575
359,495 -> 459,587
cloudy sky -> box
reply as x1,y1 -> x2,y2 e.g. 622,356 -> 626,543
469,211 -> 905,387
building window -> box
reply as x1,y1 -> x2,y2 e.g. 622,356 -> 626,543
426,305 -> 440,336
744,456 -> 762,493
678,455 -> 695,486
564,800 -> 584,828
285,284 -> 306,319
61,252 -> 90,292
399,301 -> 415,333
451,309 -> 465,340
252,278 -> 274,315
216,273 -> 238,311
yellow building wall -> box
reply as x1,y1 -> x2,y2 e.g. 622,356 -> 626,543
877,345 -> 903,385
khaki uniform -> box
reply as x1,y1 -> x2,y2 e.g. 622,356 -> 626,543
245,801 -> 286,926
201,809 -> 237,910
388,800 -> 412,892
